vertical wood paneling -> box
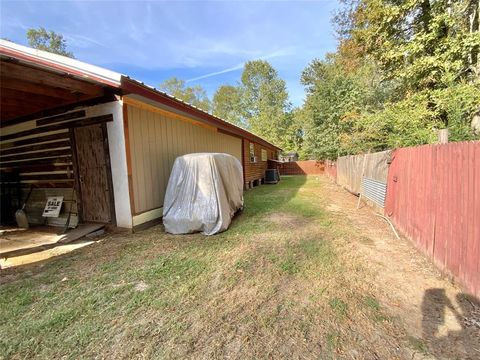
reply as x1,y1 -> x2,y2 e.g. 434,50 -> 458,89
385,141 -> 480,298
128,105 -> 242,214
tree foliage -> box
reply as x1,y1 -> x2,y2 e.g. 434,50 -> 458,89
300,0 -> 480,160
240,60 -> 291,147
27,27 -> 74,58
212,60 -> 295,150
159,77 -> 211,112
212,85 -> 245,128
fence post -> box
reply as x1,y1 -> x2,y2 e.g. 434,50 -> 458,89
438,129 -> 449,144
356,153 -> 368,209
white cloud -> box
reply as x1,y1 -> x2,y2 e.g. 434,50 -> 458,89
186,47 -> 295,83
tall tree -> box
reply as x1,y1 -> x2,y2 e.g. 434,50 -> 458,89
300,0 -> 480,160
159,77 -> 211,112
27,27 -> 74,58
212,85 -> 245,128
349,0 -> 480,91
240,60 -> 291,147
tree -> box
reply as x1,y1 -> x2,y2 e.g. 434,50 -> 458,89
240,60 -> 291,147
159,77 -> 211,112
348,0 -> 480,91
212,85 -> 245,128
299,0 -> 480,160
300,54 -> 394,159
27,27 -> 74,58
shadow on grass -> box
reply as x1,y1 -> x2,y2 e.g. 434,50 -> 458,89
228,175 -> 311,235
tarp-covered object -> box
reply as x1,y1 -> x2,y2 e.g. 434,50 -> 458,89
163,153 -> 244,235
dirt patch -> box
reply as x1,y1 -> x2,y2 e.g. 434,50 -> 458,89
318,176 -> 480,360
264,211 -> 309,229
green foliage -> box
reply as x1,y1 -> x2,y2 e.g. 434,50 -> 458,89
299,0 -> 480,159
301,56 -> 393,159
341,93 -> 440,153
240,60 -> 291,147
212,85 -> 245,128
211,60 -> 296,150
26,27 -> 74,58
159,77 -> 211,112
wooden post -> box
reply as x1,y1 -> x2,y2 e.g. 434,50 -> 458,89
357,151 -> 369,210
438,129 -> 449,144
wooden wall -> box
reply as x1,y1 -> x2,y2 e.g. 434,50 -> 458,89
242,139 -> 277,185
268,160 -> 325,175
385,141 -> 480,298
126,103 -> 242,214
0,109 -> 112,226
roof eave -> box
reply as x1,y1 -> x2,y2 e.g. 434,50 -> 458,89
120,76 -> 282,151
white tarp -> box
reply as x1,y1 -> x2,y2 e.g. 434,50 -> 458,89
163,153 -> 244,235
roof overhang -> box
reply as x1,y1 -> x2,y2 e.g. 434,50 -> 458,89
0,40 -> 282,150
0,40 -> 121,87
120,77 -> 282,150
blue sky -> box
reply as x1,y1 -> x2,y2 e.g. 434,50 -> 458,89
0,0 -> 340,107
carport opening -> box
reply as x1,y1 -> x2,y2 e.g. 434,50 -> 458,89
0,56 -> 117,260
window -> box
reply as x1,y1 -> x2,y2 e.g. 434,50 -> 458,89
261,149 -> 267,162
249,143 -> 256,163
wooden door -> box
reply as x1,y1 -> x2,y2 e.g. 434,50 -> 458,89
74,124 -> 112,223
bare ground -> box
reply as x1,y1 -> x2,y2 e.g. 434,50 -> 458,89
0,175 -> 478,359
318,176 -> 480,359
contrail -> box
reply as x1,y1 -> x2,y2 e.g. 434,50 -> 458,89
186,48 -> 294,83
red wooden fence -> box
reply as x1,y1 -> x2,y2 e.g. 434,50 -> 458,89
324,160 -> 337,180
270,160 -> 325,175
385,141 -> 480,298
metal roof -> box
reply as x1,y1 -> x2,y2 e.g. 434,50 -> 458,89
0,40 -> 281,150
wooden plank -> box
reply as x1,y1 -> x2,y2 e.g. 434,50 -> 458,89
20,173 -> 72,181
36,110 -> 86,127
0,140 -> 70,156
0,61 -> 104,96
101,123 -> 117,226
69,128 -> 83,224
123,104 -> 136,216
1,89 -> 62,108
17,181 -> 74,188
0,148 -> 71,162
74,124 -> 111,223
0,95 -> 114,127
8,164 -> 72,173
1,77 -> 83,101
0,114 -> 113,142
0,157 -> 72,169
0,131 -> 69,150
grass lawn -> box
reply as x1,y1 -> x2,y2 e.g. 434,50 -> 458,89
0,176 -> 411,359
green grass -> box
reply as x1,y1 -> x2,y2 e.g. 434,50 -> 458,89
0,176 -> 406,359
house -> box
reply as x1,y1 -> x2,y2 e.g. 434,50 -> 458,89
0,40 -> 281,231
279,151 -> 299,162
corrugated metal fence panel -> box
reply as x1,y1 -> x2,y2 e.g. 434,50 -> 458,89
385,141 -> 480,298
362,177 -> 387,208
337,150 -> 391,194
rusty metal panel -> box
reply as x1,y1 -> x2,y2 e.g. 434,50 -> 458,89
385,141 -> 480,298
